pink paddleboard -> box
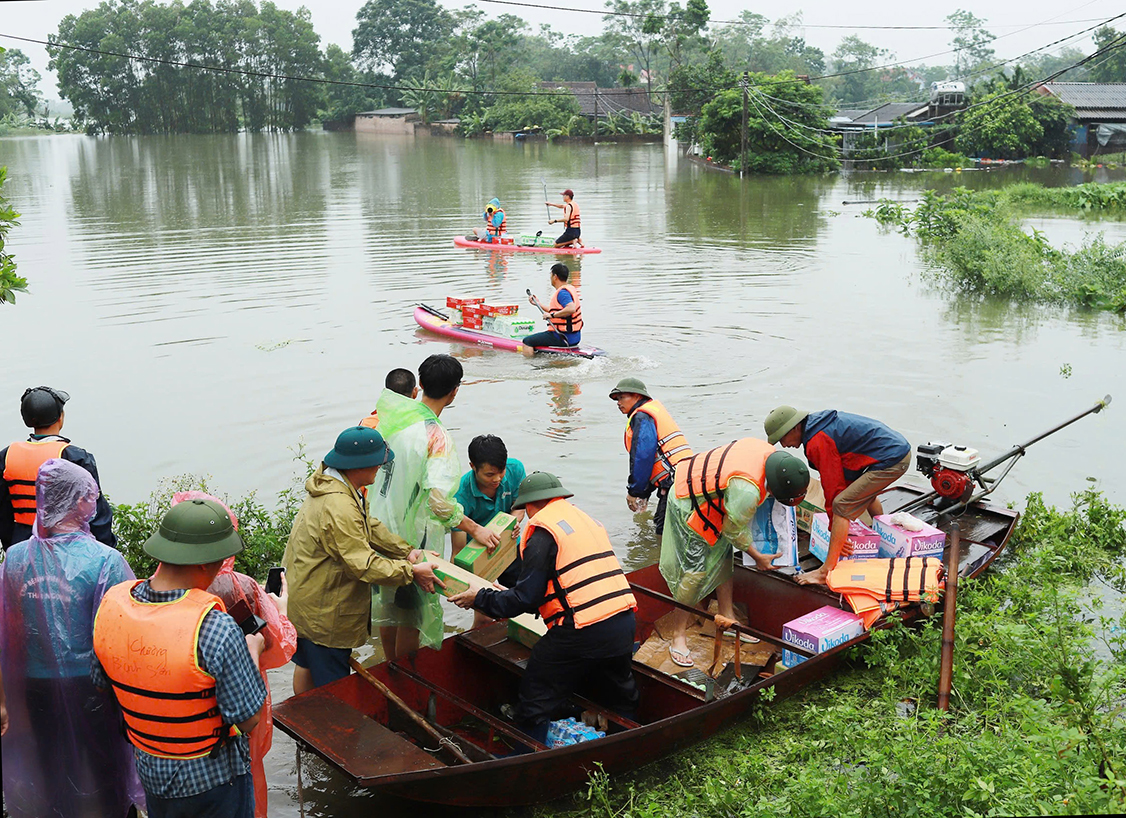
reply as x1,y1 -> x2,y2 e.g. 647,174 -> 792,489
453,236 -> 602,254
414,306 -> 606,359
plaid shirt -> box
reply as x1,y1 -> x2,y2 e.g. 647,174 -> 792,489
91,580 -> 267,799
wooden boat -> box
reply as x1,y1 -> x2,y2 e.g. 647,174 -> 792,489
273,485 -> 1019,807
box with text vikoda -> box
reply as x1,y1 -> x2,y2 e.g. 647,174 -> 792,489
809,513 -> 880,563
453,512 -> 519,582
782,605 -> 865,658
872,515 -> 946,559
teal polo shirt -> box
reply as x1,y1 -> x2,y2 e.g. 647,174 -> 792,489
454,458 -> 527,526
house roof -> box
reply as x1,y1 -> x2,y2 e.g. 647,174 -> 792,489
849,102 -> 929,124
1040,83 -> 1126,120
358,108 -> 417,117
537,82 -> 660,117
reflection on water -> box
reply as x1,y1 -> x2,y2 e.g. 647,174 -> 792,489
2,133 -> 1126,816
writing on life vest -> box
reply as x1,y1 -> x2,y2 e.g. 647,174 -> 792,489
128,635 -> 171,679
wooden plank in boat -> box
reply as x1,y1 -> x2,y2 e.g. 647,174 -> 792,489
275,691 -> 444,780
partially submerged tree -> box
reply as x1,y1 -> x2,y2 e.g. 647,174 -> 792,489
1,166 -> 28,305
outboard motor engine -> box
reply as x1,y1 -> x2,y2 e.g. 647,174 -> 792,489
916,443 -> 980,503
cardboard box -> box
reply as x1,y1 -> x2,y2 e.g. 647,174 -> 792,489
446,296 -> 484,309
873,515 -> 946,559
795,476 -> 826,533
453,512 -> 520,582
507,612 -> 548,648
482,303 -> 519,316
506,319 -> 535,338
780,649 -> 808,668
420,554 -> 491,599
782,605 -> 865,655
809,513 -> 880,563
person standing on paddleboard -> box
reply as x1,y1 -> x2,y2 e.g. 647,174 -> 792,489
523,263 -> 582,355
546,189 -> 582,248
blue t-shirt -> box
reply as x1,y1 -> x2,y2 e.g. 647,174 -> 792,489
454,458 -> 527,526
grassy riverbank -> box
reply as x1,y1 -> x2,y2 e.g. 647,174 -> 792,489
869,183 -> 1126,312
543,489 -> 1126,817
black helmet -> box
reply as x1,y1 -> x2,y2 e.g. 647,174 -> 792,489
20,386 -> 69,428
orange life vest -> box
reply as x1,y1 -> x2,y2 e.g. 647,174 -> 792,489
522,498 -> 636,629
93,581 -> 231,760
673,438 -> 775,546
623,399 -> 692,489
359,412 -> 378,429
826,557 -> 944,604
3,439 -> 70,526
564,201 -> 580,228
548,284 -> 583,335
487,208 -> 507,236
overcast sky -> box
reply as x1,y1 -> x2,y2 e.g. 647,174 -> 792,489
1,0 -> 1120,96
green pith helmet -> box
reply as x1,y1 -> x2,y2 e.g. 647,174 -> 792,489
323,426 -> 394,470
512,471 -> 574,509
764,451 -> 810,506
144,498 -> 244,566
608,377 -> 651,400
764,405 -> 809,445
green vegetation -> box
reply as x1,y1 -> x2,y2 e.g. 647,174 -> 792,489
695,72 -> 839,174
570,490 -> 1126,817
111,446 -> 314,581
868,184 -> 1126,311
0,166 -> 27,305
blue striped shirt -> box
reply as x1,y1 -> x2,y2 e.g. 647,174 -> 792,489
91,580 -> 266,799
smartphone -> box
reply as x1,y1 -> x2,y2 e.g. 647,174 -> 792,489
266,566 -> 285,597
229,598 -> 266,636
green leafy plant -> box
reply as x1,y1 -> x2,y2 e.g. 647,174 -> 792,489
0,166 -> 28,305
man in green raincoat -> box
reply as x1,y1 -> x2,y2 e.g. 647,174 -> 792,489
368,355 -> 500,659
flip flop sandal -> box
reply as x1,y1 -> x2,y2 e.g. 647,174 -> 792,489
669,646 -> 694,667
724,629 -> 760,644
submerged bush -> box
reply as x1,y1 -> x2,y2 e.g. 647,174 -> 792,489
867,185 -> 1126,311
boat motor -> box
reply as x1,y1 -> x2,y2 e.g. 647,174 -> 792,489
894,395 -> 1112,516
915,443 -> 980,502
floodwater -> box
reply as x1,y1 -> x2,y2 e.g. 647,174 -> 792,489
2,132 -> 1125,815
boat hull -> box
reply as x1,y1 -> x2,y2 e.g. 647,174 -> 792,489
453,235 -> 602,254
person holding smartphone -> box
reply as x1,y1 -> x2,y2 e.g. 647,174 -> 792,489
172,492 -> 296,818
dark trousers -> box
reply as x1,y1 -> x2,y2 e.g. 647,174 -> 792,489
522,329 -> 576,348
653,483 -> 670,536
146,774 -> 253,818
516,612 -> 639,739
24,676 -> 132,818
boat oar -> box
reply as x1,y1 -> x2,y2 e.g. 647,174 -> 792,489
417,302 -> 450,321
542,177 -> 550,223
936,523 -> 960,712
348,657 -> 473,765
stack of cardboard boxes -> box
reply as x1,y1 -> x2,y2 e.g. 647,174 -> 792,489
444,296 -> 536,338
872,515 -> 946,559
809,513 -> 880,563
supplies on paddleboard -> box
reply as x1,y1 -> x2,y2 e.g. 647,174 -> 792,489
546,717 -> 604,747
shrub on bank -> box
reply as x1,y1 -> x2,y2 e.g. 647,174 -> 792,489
572,490 -> 1126,817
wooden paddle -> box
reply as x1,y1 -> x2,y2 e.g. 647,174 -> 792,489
349,657 -> 473,765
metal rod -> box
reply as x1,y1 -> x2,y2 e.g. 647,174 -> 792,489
628,582 -> 815,657
348,657 -> 473,765
977,394 -> 1111,473
937,523 -> 960,711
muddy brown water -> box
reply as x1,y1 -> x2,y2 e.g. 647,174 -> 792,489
2,133 -> 1124,814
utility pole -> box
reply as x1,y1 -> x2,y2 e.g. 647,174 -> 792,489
740,72 -> 749,179
593,87 -> 599,139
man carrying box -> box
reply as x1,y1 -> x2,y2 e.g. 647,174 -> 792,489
449,472 -> 638,746
765,406 -> 911,586
609,377 -> 693,536
452,434 -> 527,627
659,439 -> 809,667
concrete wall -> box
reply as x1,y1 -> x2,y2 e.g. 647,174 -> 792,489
355,114 -> 419,135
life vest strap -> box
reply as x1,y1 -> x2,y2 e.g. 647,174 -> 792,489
108,674 -> 217,701
557,549 -> 616,576
544,587 -> 633,626
541,568 -> 626,603
119,702 -> 221,724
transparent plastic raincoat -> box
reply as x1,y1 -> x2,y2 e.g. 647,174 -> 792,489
174,491 -> 298,818
659,477 -> 762,605
367,389 -> 464,648
0,458 -> 144,817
